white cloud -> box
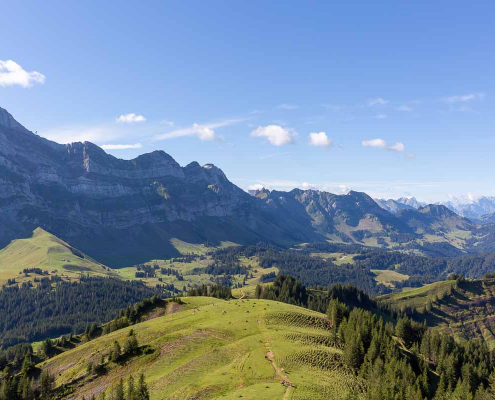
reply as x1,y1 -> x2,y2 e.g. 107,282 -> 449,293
389,142 -> 406,152
337,184 -> 351,194
101,143 -> 143,150
154,118 -> 244,142
441,93 -> 485,103
367,97 -> 388,107
41,121 -> 147,145
160,119 -> 175,127
396,105 -> 413,112
116,113 -> 147,123
41,125 -> 116,144
301,182 -> 317,190
362,138 -> 388,149
250,125 -> 294,146
192,123 -> 216,141
259,152 -> 292,160
0,60 -> 46,88
375,114 -> 388,119
308,131 -> 332,148
362,138 -> 406,152
248,184 -> 265,191
276,104 -> 299,110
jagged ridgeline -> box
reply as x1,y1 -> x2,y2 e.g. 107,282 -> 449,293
1,106 -> 495,268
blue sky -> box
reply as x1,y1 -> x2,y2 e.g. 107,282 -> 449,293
1,1 -> 494,202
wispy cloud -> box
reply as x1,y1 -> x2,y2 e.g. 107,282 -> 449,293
375,114 -> 387,119
41,124 -> 118,144
101,143 -> 143,150
248,184 -> 265,191
362,138 -> 405,152
251,125 -> 295,146
396,105 -> 413,112
441,93 -> 485,103
367,97 -> 388,107
259,152 -> 292,160
0,60 -> 45,88
276,103 -> 299,110
235,178 -> 447,200
154,118 -> 245,142
117,113 -> 146,123
160,119 -> 175,127
322,104 -> 342,111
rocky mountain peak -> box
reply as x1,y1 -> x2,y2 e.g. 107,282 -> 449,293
419,204 -> 458,218
133,150 -> 180,169
0,107 -> 26,131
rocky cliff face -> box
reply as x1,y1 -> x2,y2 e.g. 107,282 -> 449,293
0,107 -> 489,266
0,107 -> 278,265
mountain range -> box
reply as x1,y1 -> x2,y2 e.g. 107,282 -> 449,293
376,195 -> 495,221
1,107 -> 494,267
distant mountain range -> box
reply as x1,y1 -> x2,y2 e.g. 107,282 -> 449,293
1,107 -> 494,267
374,197 -> 426,214
376,195 -> 495,222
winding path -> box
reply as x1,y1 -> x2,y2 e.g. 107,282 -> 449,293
266,349 -> 293,400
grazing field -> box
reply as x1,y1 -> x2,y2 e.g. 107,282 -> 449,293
370,269 -> 409,287
0,229 -> 271,295
378,278 -> 495,349
0,228 -> 116,285
309,252 -> 357,265
39,297 -> 361,400
378,280 -> 456,309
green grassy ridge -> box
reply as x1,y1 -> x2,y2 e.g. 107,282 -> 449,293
370,269 -> 409,288
378,278 -> 495,349
0,228 -> 276,294
378,280 -> 456,306
0,228 -> 115,285
39,297 -> 360,400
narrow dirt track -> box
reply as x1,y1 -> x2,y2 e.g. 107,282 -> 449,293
266,350 -> 292,400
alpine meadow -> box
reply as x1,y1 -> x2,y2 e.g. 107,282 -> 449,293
1,2 -> 495,400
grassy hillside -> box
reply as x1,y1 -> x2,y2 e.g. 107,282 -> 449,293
370,269 -> 409,288
378,278 -> 495,349
39,297 -> 360,400
0,228 -> 115,285
0,229 -> 277,295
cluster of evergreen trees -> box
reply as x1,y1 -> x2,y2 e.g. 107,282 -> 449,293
0,367 -> 55,400
254,276 -> 379,314
251,274 -> 495,399
213,243 -> 386,295
187,284 -> 232,299
329,297 -> 495,399
0,277 -> 162,349
255,275 -> 308,306
211,242 -> 495,296
96,374 -> 149,400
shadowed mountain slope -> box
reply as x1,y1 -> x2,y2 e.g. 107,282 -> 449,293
0,107 -> 492,266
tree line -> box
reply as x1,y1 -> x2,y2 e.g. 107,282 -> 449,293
0,277 -> 162,349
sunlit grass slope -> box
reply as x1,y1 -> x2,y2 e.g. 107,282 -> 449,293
379,278 -> 495,349
0,228 -> 116,285
40,297 -> 361,400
